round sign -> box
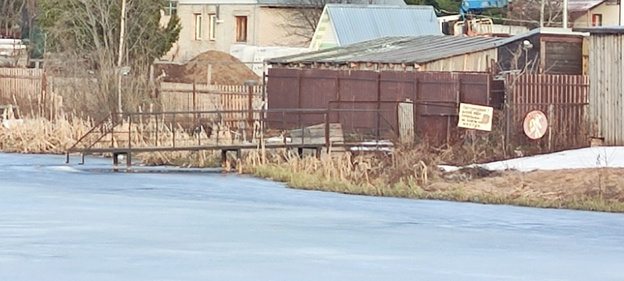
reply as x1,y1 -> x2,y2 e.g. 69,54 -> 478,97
523,110 -> 548,140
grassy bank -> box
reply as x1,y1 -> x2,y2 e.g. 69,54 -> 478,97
237,150 -> 624,213
1,117 -> 623,212
246,161 -> 624,213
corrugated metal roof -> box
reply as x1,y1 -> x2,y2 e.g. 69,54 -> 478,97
327,5 -> 441,46
268,35 -> 502,66
495,27 -> 588,46
575,26 -> 624,34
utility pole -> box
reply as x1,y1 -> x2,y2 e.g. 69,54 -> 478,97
618,0 -> 624,25
117,0 -> 127,116
563,0 -> 568,28
540,0 -> 545,27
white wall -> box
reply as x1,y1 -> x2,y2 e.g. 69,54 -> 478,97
230,45 -> 308,75
573,2 -> 621,28
175,4 -> 258,61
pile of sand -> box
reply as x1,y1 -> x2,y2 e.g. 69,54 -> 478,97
156,51 -> 260,85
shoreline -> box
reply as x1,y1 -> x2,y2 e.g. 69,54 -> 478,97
1,117 -> 622,213
3,149 -> 624,213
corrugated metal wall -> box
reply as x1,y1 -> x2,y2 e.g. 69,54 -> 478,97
267,68 -> 497,144
589,34 -> 624,145
422,49 -> 497,72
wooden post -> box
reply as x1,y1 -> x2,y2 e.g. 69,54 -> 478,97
376,73 -> 381,141
548,103 -> 554,151
126,152 -> 132,170
117,0 -> 127,116
207,64 -> 212,85
113,152 -> 119,172
41,72 -> 47,119
248,85 -> 253,123
325,112 -> 330,153
149,65 -> 155,98
192,81 -> 197,128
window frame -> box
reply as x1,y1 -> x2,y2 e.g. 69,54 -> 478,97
164,0 -> 177,16
591,14 -> 603,27
194,13 -> 203,40
208,14 -> 217,41
235,16 -> 248,43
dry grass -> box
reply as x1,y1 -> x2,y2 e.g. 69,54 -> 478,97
0,116 -> 93,153
238,145 -> 624,213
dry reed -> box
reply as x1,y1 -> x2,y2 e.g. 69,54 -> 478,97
0,116 -> 92,153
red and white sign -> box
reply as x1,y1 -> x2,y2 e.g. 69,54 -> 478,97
523,110 -> 548,140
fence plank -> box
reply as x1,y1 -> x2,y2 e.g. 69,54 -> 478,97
159,82 -> 264,129
505,74 -> 589,152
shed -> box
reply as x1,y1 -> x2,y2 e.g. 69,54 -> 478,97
309,5 -> 441,51
495,28 -> 588,75
272,35 -> 502,72
574,26 -> 624,145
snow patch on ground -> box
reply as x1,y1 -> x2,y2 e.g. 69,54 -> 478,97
440,146 -> 624,172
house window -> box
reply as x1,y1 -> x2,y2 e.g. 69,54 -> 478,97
592,14 -> 603,26
195,14 -> 203,40
208,14 -> 217,40
235,16 -> 247,42
164,0 -> 177,16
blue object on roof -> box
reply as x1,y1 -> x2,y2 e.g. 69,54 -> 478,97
326,5 -> 442,46
459,0 -> 509,15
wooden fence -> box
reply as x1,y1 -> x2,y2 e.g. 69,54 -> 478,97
158,82 -> 264,127
505,74 -> 589,153
0,67 -> 263,124
0,68 -> 43,115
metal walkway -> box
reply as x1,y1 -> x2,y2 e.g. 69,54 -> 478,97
64,109 -> 395,170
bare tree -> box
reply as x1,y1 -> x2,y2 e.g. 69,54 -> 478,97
279,0 -> 331,45
39,0 -> 180,119
0,0 -> 26,38
281,0 -> 401,45
506,0 -> 562,28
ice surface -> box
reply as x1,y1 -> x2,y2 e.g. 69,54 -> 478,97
1,153 -> 624,280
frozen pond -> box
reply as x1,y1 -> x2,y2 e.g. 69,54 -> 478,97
1,153 -> 624,281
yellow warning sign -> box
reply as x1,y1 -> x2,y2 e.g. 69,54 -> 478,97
457,103 -> 493,131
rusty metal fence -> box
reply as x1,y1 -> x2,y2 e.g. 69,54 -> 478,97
267,68 -> 501,145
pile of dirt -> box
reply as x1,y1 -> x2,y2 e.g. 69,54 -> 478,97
156,51 -> 259,85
